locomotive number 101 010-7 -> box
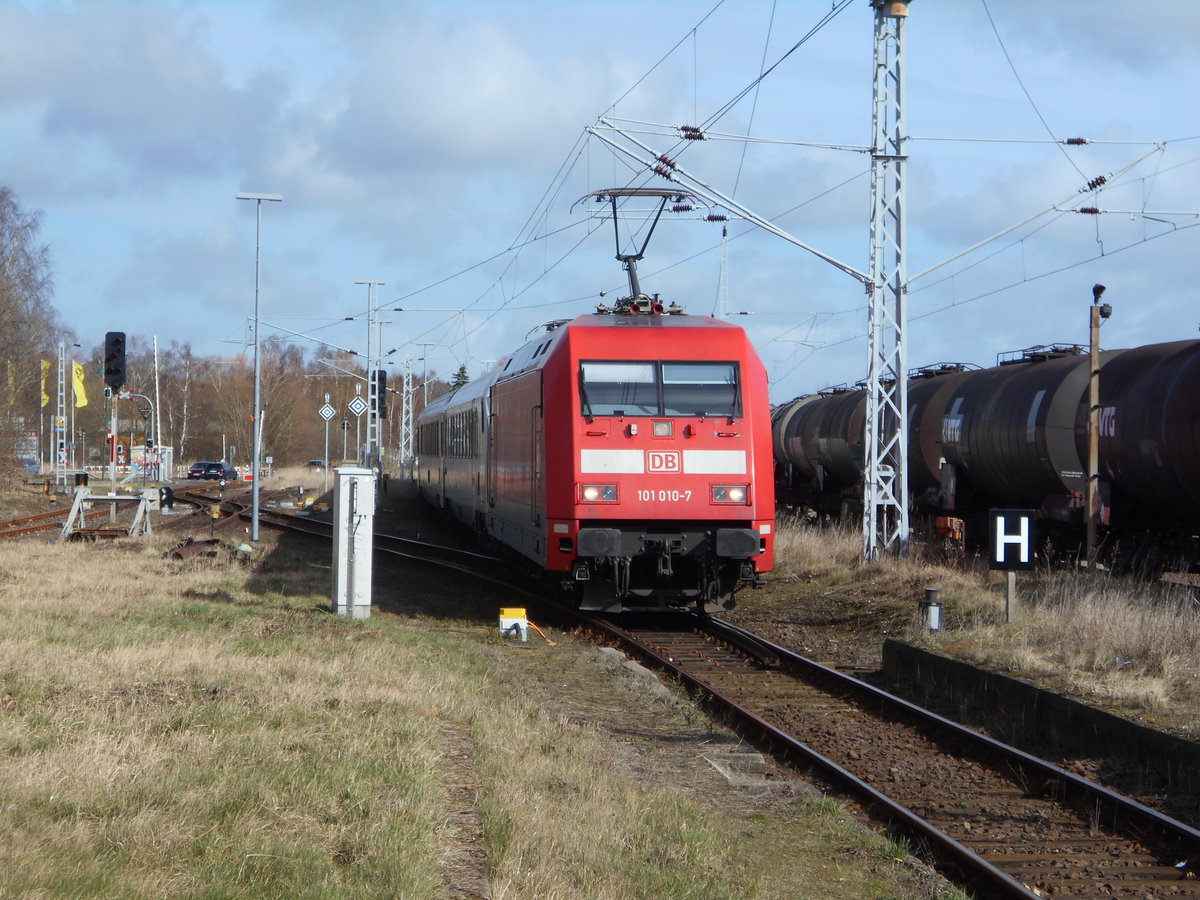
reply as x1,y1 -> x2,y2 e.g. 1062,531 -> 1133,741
636,489 -> 694,503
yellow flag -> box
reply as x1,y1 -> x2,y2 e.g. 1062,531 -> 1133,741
40,360 -> 50,407
73,362 -> 88,408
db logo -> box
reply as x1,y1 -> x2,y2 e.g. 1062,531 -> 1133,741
647,450 -> 681,474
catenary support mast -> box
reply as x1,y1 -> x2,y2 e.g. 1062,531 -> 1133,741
863,0 -> 911,560
400,358 -> 414,479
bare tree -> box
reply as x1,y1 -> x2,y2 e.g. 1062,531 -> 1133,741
0,186 -> 64,480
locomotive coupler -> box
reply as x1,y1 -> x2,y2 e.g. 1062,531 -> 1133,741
656,550 -> 674,577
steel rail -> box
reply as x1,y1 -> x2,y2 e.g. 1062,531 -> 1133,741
576,614 -> 1039,898
710,616 -> 1200,850
622,614 -> 1200,898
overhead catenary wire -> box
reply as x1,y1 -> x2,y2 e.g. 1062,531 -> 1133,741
731,0 -> 779,199
768,217 -> 1200,389
347,2 -> 1197,401
378,1 -> 861,356
980,0 -> 1087,181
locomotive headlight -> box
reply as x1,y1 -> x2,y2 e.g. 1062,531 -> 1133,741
581,483 -> 619,503
712,484 -> 749,504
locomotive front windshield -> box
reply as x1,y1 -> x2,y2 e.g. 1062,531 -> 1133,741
580,361 -> 740,417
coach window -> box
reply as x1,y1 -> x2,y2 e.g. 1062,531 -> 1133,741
580,362 -> 658,416
662,362 -> 739,417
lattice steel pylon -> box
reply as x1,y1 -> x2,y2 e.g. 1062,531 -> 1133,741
863,0 -> 911,560
399,358 -> 414,480
357,279 -> 384,478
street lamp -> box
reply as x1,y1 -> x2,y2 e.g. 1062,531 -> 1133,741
236,191 -> 283,541
127,392 -> 155,483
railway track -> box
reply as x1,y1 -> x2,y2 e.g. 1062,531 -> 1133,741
13,486 -> 1200,896
0,507 -> 72,538
0,481 -> 236,541
254,505 -> 512,581
568,614 -> 1200,899
153,496 -> 1200,896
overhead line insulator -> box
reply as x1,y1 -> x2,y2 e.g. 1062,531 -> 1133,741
1078,207 -> 1101,215
1064,137 -> 1089,145
1086,175 -> 1107,191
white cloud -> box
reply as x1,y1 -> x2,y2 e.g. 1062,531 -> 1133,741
0,0 -> 1194,404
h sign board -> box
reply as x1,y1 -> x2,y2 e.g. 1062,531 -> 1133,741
988,509 -> 1037,570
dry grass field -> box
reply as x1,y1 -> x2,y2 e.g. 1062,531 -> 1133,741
3,474 -> 1196,896
0,483 -> 957,900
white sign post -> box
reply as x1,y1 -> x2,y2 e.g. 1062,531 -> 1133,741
319,397 -> 336,493
348,394 -> 368,466
988,509 -> 1036,623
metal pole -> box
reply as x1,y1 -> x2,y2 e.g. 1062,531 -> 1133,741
128,393 -> 155,483
1085,285 -> 1110,565
236,192 -> 283,542
109,398 -> 118,523
252,200 -> 262,538
1086,303 -> 1099,565
54,342 -> 67,487
70,360 -> 76,471
153,336 -> 162,478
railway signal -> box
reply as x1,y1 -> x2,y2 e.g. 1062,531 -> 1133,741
103,331 -> 126,388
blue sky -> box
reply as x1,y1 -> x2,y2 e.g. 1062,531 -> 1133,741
2,0 -> 1197,403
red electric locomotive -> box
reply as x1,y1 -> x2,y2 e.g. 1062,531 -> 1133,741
415,298 -> 775,612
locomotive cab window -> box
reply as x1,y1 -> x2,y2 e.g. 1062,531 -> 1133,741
580,361 -> 740,418
662,362 -> 739,417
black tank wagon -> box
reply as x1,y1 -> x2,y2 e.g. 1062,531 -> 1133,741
773,339 -> 1200,569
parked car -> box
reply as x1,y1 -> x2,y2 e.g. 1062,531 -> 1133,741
306,459 -> 328,468
187,461 -> 239,481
